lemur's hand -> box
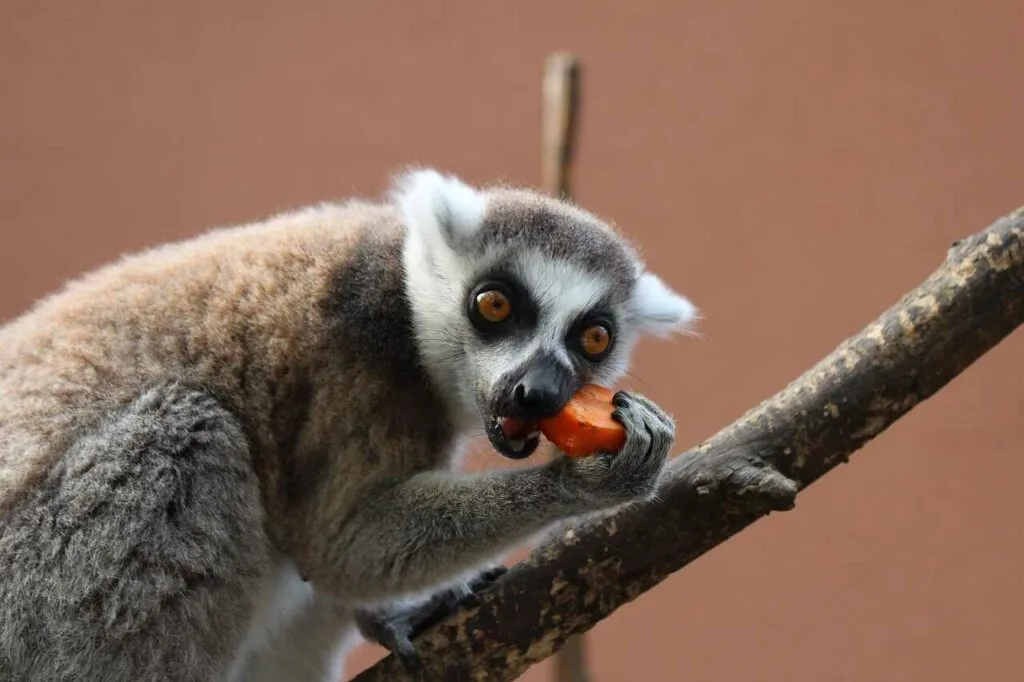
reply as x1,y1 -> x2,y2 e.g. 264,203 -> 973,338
556,391 -> 675,507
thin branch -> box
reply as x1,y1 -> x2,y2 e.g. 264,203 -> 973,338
541,52 -> 581,200
540,50 -> 591,682
352,208 -> 1024,681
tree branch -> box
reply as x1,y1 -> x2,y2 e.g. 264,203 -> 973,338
352,207 -> 1024,682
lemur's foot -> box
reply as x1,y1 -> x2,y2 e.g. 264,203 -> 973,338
354,564 -> 509,669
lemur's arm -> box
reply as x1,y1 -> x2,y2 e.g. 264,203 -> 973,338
336,393 -> 674,667
330,466 -> 572,598
324,393 -> 671,601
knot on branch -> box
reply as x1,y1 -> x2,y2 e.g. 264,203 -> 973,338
671,444 -> 799,512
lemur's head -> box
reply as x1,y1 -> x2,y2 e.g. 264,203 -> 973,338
396,169 -> 697,460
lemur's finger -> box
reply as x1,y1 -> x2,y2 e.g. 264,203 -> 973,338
615,391 -> 675,431
392,635 -> 422,671
611,404 -> 653,461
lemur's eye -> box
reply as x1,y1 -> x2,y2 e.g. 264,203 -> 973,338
475,290 -> 512,323
569,315 -> 615,361
579,324 -> 612,358
468,278 -> 534,335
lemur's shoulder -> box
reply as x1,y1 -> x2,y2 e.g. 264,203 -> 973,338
0,198 -> 400,348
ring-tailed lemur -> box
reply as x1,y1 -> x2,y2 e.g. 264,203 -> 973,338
0,169 -> 697,681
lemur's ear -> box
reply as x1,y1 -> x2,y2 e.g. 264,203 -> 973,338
632,272 -> 698,337
392,168 -> 486,253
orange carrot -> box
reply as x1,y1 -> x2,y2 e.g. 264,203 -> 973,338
539,384 -> 626,458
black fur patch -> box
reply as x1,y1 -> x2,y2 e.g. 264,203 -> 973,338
319,227 -> 454,463
323,231 -> 421,370
463,269 -> 540,342
272,375 -> 318,504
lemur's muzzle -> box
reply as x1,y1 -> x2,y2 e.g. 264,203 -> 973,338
512,355 -> 574,420
485,351 -> 578,460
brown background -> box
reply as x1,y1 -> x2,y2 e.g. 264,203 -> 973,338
2,2 -> 1022,680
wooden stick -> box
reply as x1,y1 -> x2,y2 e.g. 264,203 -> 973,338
540,51 -> 590,682
541,52 -> 581,199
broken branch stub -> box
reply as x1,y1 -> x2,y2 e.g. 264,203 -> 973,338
351,207 -> 1024,682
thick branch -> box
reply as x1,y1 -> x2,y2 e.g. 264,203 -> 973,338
353,207 -> 1024,682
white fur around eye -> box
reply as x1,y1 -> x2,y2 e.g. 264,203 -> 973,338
632,272 -> 698,337
392,168 -> 487,252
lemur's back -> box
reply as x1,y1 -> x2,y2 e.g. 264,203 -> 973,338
0,199 -> 437,514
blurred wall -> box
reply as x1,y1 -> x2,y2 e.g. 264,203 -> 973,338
2,2 -> 1023,680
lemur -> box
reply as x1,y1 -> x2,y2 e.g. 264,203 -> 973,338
0,169 -> 697,681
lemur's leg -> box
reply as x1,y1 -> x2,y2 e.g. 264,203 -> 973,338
354,564 -> 509,669
0,382 -> 270,682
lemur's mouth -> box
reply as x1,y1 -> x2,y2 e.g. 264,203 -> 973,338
486,416 -> 542,460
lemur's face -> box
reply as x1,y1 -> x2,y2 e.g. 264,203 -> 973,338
398,170 -> 697,460
462,254 -> 629,458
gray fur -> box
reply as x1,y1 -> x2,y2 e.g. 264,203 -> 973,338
0,168 -> 697,680
0,382 -> 269,681
478,189 -> 640,287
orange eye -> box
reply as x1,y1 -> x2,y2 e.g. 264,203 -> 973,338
475,290 -> 512,323
580,325 -> 611,357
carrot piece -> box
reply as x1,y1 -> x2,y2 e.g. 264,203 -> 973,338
539,384 -> 627,458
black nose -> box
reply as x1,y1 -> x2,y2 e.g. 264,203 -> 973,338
513,361 -> 572,419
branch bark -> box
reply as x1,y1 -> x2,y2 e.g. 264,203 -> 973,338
352,207 -> 1024,682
